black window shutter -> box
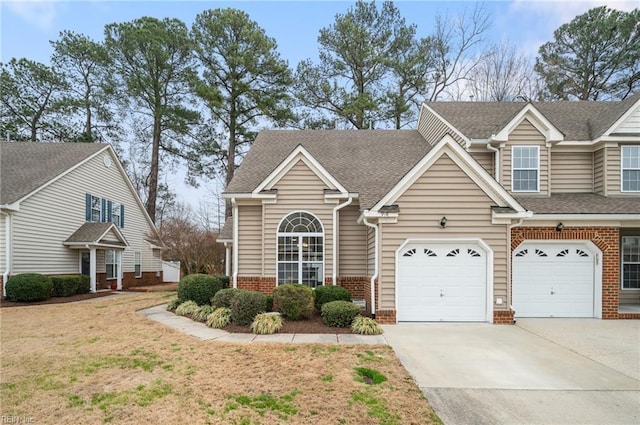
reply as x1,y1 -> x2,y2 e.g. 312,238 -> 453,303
101,198 -> 107,222
107,201 -> 113,223
85,193 -> 91,221
120,204 -> 125,228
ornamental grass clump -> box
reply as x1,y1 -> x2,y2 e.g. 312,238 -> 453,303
250,312 -> 284,335
166,298 -> 181,312
351,316 -> 383,335
206,307 -> 231,328
192,305 -> 216,322
175,300 -> 199,316
321,300 -> 361,327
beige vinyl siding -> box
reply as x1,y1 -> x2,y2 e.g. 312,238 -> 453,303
263,160 -> 334,280
606,146 -> 622,196
11,149 -> 161,276
417,108 -> 466,147
501,119 -> 549,195
469,151 -> 494,175
338,203 -> 367,276
0,212 -> 5,273
379,153 -> 509,310
367,227 -> 375,277
238,205 -> 262,275
594,148 -> 605,195
613,106 -> 640,133
551,151 -> 593,192
619,290 -> 640,304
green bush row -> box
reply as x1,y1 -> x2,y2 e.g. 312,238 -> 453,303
51,275 -> 90,297
321,300 -> 361,327
5,274 -> 54,302
177,274 -> 228,306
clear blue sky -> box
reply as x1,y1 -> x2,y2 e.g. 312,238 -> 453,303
0,0 -> 635,215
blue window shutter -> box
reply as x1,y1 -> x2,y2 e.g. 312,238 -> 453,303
85,193 -> 91,221
120,204 -> 125,228
107,201 -> 113,222
101,198 -> 107,222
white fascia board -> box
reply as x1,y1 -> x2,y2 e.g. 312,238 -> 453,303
419,104 -> 470,147
253,145 -> 347,195
98,223 -> 130,246
371,135 -> 525,213
216,238 -> 232,243
0,203 -> 20,212
222,192 -> 276,200
493,104 -> 564,143
324,192 -> 359,200
526,213 -> 640,222
603,98 -> 640,136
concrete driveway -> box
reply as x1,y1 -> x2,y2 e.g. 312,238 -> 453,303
382,319 -> 640,425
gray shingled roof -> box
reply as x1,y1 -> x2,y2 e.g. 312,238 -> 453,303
218,219 -> 233,241
516,193 -> 640,214
226,130 -> 431,209
0,141 -> 107,205
426,92 -> 640,141
65,222 -> 118,243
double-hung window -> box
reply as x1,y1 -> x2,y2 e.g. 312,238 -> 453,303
90,195 -> 102,222
111,202 -> 121,227
134,251 -> 142,278
621,146 -> 640,192
277,212 -> 324,288
622,236 -> 640,290
106,250 -> 118,280
512,146 -> 539,192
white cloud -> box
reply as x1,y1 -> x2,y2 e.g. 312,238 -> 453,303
510,0 -> 638,28
4,0 -> 62,31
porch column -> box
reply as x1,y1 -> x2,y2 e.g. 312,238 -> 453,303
90,248 -> 97,293
225,242 -> 231,276
116,250 -> 123,291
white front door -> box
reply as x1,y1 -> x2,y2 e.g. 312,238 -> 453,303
397,242 -> 487,322
513,242 -> 596,318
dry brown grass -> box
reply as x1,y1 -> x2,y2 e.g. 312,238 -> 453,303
0,292 -> 441,425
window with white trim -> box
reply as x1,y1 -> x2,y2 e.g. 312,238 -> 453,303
91,195 -> 101,222
134,251 -> 142,278
106,250 -> 118,280
512,146 -> 539,192
621,146 -> 640,192
622,236 -> 640,290
112,202 -> 122,227
277,212 -> 324,288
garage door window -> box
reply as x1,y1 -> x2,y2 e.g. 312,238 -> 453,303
277,212 -> 324,288
622,236 -> 640,289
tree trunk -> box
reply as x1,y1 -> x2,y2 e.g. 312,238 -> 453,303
146,114 -> 161,223
225,98 -> 237,219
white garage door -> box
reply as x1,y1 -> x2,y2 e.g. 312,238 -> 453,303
397,242 -> 487,322
513,243 -> 595,318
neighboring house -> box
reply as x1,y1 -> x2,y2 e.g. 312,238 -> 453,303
218,93 -> 640,323
0,142 -> 164,294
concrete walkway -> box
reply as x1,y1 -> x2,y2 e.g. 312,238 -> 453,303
383,320 -> 640,425
138,304 -> 387,345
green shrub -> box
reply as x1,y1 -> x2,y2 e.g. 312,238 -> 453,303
206,307 -> 231,328
272,283 -> 314,320
314,285 -> 351,310
175,300 -> 199,316
193,305 -> 216,322
351,316 -> 383,335
265,295 -> 274,312
177,274 -> 224,305
321,300 -> 361,327
5,274 -> 53,302
250,312 -> 284,335
212,288 -> 245,308
166,298 -> 181,312
75,275 -> 91,294
230,290 -> 267,326
50,275 -> 89,297
215,275 -> 230,289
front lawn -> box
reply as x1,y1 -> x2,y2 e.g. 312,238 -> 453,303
0,292 -> 441,424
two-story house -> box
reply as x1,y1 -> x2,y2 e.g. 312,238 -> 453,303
218,94 -> 640,323
1,142 -> 164,295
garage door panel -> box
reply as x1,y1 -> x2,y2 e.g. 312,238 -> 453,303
397,242 -> 487,322
513,243 -> 595,318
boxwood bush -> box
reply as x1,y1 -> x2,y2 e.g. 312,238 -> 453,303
212,288 -> 244,308
50,275 -> 89,297
75,275 -> 91,294
321,300 -> 361,327
314,285 -> 351,310
230,290 -> 267,326
272,283 -> 314,320
5,274 -> 53,302
177,274 -> 224,305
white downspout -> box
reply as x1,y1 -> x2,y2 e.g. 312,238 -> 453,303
2,211 -> 11,297
332,196 -> 353,285
224,242 -> 231,277
232,198 -> 239,289
486,140 -> 500,181
363,215 -> 379,319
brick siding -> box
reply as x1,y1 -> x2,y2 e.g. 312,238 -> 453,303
511,226 -> 621,319
494,310 -> 515,324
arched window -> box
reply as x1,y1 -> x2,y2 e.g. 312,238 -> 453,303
277,212 -> 324,287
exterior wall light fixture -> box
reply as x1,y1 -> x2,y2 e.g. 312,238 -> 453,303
440,217 -> 447,228
556,222 -> 564,232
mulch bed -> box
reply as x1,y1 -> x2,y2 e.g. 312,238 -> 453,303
223,311 -> 353,334
0,291 -> 114,308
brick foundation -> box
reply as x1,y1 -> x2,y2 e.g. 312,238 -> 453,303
494,309 -> 515,324
237,276 -> 277,295
618,313 -> 640,320
512,226 -> 621,319
97,271 -> 163,290
375,309 -> 396,324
